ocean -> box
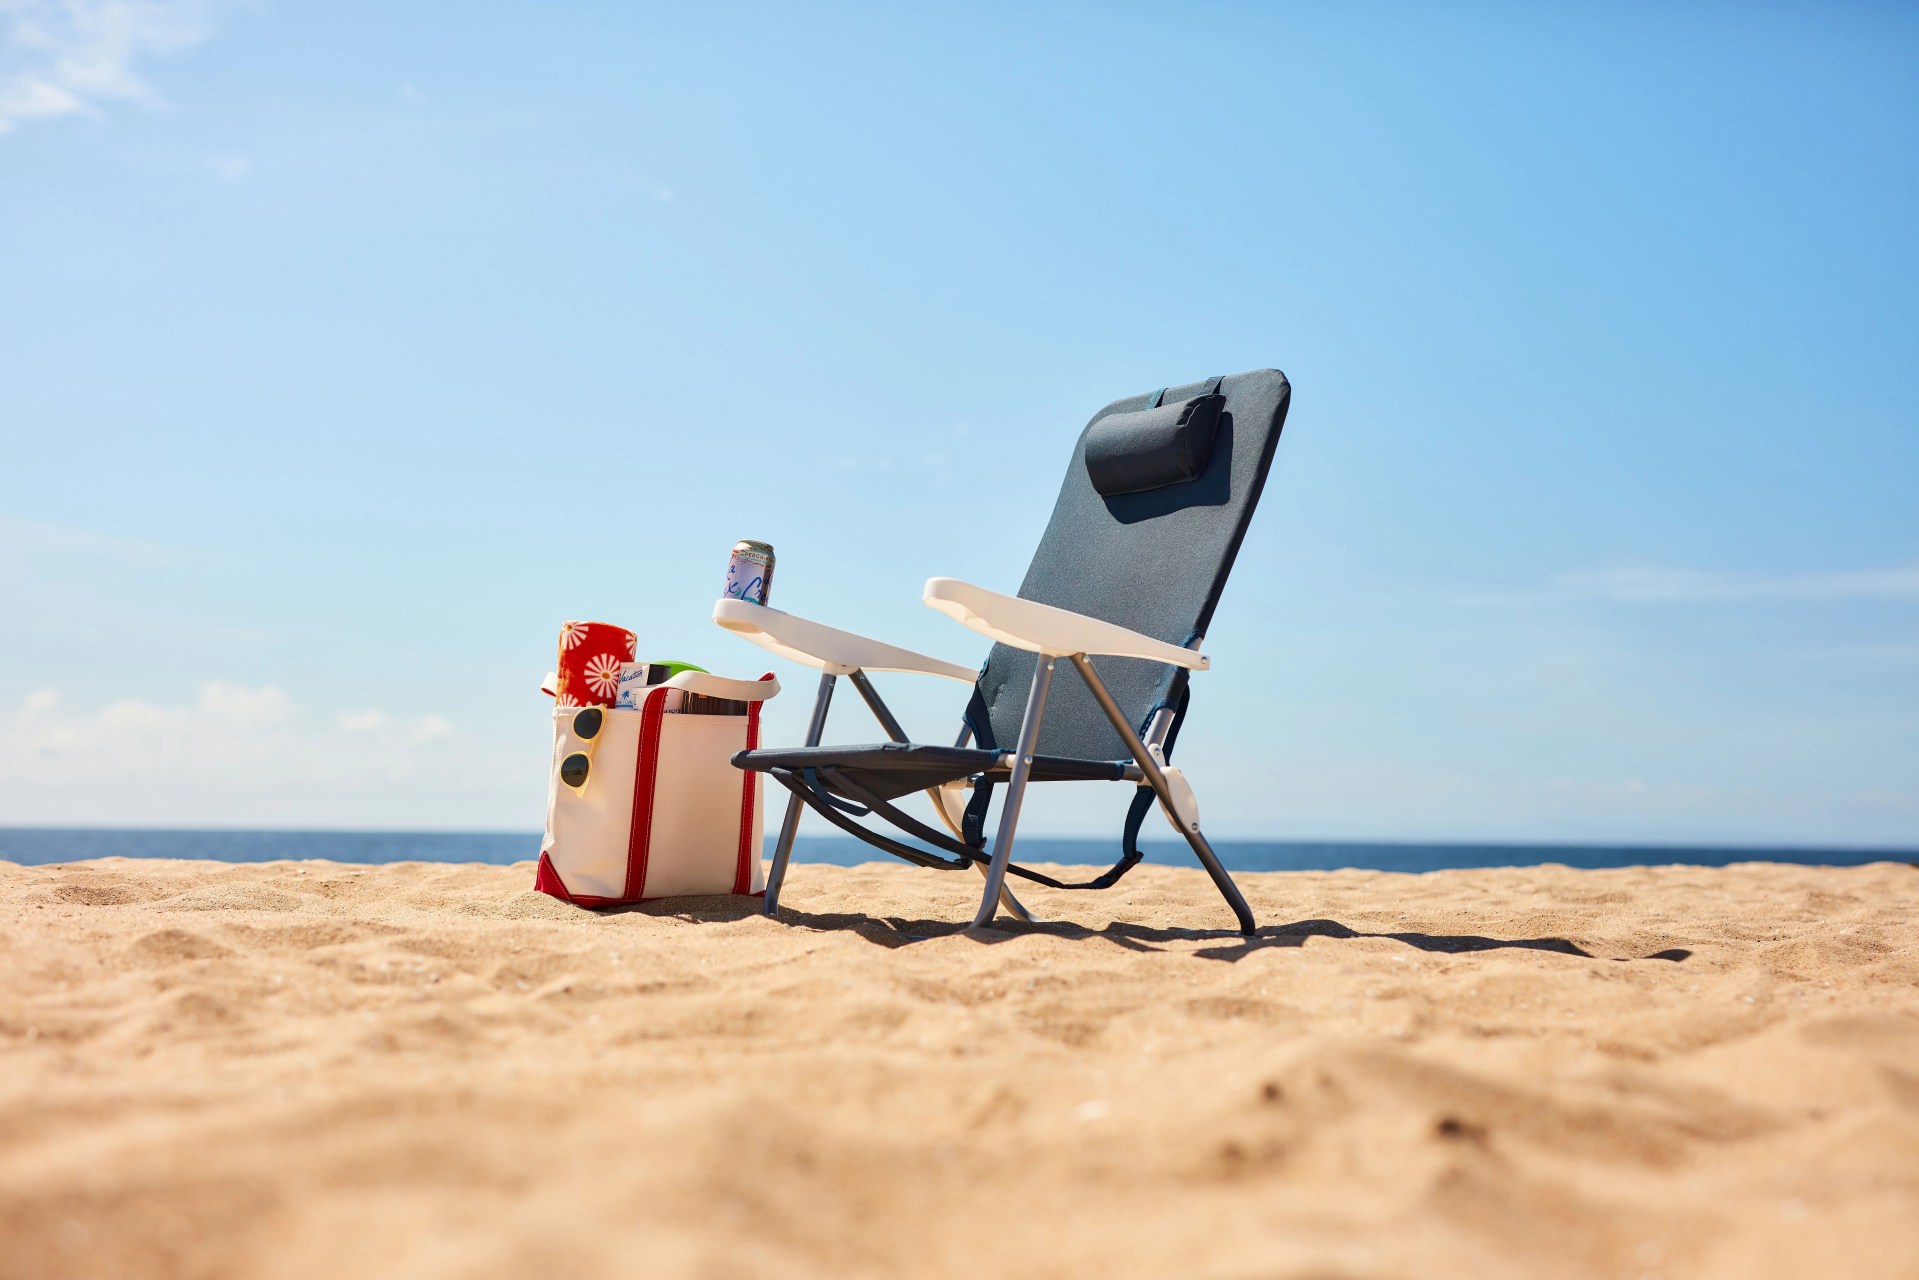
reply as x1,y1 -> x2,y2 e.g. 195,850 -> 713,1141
0,828 -> 1908,873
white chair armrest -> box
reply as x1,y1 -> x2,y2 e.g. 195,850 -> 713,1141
712,599 -> 979,683
921,577 -> 1210,670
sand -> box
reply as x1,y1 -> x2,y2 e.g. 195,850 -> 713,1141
1,857 -> 1915,1280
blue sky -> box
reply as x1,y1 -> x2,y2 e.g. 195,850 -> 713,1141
1,2 -> 1914,844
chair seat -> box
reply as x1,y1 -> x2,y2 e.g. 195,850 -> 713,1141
734,742 -> 1127,802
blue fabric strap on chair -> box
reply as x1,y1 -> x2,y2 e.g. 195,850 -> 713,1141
802,767 -> 871,817
1122,786 -> 1155,856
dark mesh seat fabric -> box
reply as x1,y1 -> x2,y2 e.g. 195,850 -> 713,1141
735,744 -> 1125,802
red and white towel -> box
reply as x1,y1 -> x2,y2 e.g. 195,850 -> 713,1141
552,621 -> 639,708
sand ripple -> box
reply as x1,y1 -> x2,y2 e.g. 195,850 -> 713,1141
1,857 -> 1915,1279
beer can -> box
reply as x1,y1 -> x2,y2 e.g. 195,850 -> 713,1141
724,539 -> 775,606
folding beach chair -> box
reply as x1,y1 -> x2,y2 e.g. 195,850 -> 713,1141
714,368 -> 1292,933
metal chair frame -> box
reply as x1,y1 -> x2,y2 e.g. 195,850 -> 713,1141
759,654 -> 1256,935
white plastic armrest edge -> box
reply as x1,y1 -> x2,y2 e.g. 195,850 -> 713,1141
920,577 -> 1210,670
711,598 -> 978,683
663,670 -> 780,702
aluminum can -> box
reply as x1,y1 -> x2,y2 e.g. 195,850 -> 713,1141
724,540 -> 775,606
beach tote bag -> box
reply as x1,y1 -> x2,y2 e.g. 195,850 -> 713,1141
534,670 -> 779,905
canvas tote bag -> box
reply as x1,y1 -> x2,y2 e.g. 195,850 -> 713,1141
534,670 -> 779,905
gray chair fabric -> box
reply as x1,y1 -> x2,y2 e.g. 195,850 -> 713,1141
972,368 -> 1291,761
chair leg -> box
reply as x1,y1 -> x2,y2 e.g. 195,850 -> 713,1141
858,670 -> 1040,923
971,657 -> 1055,929
763,671 -> 837,916
978,861 -> 1038,922
1067,654 -> 1258,936
1177,826 -> 1257,936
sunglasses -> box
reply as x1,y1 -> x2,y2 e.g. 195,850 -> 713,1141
559,706 -> 604,790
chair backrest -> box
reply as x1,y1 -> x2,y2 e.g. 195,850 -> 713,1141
969,368 -> 1291,761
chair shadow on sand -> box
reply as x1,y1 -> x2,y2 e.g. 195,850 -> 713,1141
622,897 -> 1692,966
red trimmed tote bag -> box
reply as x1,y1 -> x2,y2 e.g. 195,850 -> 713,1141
534,670 -> 779,905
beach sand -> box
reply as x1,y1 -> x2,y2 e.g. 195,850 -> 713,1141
1,857 -> 1915,1280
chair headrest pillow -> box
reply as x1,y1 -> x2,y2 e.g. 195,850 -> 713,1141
1083,393 -> 1224,496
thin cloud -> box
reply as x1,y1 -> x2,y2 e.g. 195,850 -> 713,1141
0,513 -> 180,567
0,683 -> 505,828
0,0 -> 219,133
1822,642 -> 1919,670
3,684 -> 459,785
336,708 -> 452,742
1557,563 -> 1919,604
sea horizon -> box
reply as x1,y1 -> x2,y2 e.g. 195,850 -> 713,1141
2,825 -> 1910,873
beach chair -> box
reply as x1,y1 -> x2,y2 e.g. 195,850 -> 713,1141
714,369 -> 1292,934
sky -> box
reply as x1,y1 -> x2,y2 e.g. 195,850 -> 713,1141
1,1 -> 1914,845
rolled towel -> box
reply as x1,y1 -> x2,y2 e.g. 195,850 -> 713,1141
553,621 -> 639,708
